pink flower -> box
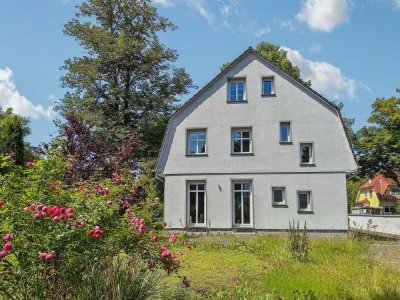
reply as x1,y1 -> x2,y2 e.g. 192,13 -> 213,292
94,186 -> 110,196
45,252 -> 56,261
0,199 -> 5,207
112,174 -> 124,184
3,242 -> 12,252
51,182 -> 60,190
76,221 -> 86,228
0,250 -> 7,259
107,200 -> 113,206
169,232 -> 178,243
150,235 -> 158,243
161,250 -> 170,259
89,225 -> 104,239
4,234 -> 13,242
39,252 -> 47,259
178,251 -> 183,256
182,277 -> 191,288
25,162 -> 35,168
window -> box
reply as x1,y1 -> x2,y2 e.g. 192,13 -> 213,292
233,181 -> 252,225
300,143 -> 313,164
298,191 -> 312,212
232,128 -> 252,153
187,130 -> 206,155
272,187 -> 286,206
384,205 -> 396,215
262,78 -> 274,95
228,80 -> 246,102
280,122 -> 291,143
187,182 -> 206,226
390,187 -> 400,196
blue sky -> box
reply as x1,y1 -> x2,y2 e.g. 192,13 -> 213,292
0,0 -> 399,145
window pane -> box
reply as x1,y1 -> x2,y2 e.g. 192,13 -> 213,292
234,192 -> 241,224
198,140 -> 206,153
242,139 -> 250,152
237,83 -> 244,101
232,131 -> 241,139
280,123 -> 290,142
234,183 -> 241,190
301,145 -> 311,163
242,131 -> 250,138
243,192 -> 250,224
189,140 -> 197,154
243,183 -> 251,191
189,184 -> 196,191
229,83 -> 236,98
198,192 -> 205,223
233,140 -> 241,152
189,192 -> 196,223
274,189 -> 283,203
197,133 -> 206,139
263,80 -> 272,94
299,193 -> 308,209
197,184 -> 205,191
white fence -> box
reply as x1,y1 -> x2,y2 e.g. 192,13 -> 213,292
348,215 -> 400,236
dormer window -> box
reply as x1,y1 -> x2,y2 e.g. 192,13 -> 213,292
228,79 -> 246,102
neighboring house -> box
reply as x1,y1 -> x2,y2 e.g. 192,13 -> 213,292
156,47 -> 357,233
353,174 -> 400,215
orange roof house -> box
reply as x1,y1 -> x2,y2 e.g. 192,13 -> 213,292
355,174 -> 400,214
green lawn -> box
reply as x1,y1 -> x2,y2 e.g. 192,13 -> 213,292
157,234 -> 400,299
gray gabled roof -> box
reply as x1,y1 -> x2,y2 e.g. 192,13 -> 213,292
155,47 -> 356,174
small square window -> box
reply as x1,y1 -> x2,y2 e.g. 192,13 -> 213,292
272,187 -> 286,206
228,80 -> 246,102
298,191 -> 312,212
300,143 -> 314,164
187,129 -> 206,155
231,128 -> 252,154
262,78 -> 274,95
280,122 -> 291,143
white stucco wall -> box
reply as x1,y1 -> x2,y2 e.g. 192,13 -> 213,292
158,50 -> 356,232
165,173 -> 348,231
349,215 -> 400,236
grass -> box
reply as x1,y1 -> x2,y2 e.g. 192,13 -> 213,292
156,234 -> 400,299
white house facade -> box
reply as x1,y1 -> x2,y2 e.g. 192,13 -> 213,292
156,48 -> 357,233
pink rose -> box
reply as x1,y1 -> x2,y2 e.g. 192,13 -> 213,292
4,234 -> 13,242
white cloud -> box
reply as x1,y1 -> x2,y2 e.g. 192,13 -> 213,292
0,68 -> 55,119
395,0 -> 400,9
309,43 -> 322,54
186,0 -> 215,25
296,0 -> 350,32
282,47 -> 370,100
253,26 -> 271,37
217,0 -> 239,17
152,0 -> 175,7
280,20 -> 297,32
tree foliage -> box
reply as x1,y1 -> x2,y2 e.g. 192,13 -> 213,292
221,42 -> 311,87
355,95 -> 400,185
0,108 -> 31,167
58,0 -> 193,162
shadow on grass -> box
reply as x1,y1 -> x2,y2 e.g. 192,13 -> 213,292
369,288 -> 400,300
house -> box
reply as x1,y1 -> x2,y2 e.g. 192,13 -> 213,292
155,47 -> 357,233
353,174 -> 400,215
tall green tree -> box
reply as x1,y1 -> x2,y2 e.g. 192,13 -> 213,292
0,108 -> 31,167
356,93 -> 400,185
58,0 -> 193,160
221,42 -> 311,87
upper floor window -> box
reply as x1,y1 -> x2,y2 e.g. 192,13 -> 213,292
187,129 -> 206,155
228,79 -> 246,102
280,122 -> 291,143
298,191 -> 312,212
300,143 -> 314,164
262,78 -> 274,95
390,187 -> 400,196
232,128 -> 252,154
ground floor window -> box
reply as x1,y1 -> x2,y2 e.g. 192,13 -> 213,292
233,181 -> 252,225
383,204 -> 396,215
187,182 -> 206,226
298,191 -> 312,212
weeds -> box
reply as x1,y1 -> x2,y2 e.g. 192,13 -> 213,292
288,220 -> 310,262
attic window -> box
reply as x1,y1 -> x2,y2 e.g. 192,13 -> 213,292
228,79 -> 246,102
262,77 -> 274,95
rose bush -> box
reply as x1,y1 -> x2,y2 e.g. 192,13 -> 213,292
0,152 -> 184,299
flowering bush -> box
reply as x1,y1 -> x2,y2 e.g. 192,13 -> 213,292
0,152 -> 183,298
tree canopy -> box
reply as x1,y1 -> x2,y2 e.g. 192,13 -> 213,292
58,0 -> 193,164
355,94 -> 400,185
221,42 -> 311,87
0,108 -> 31,167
